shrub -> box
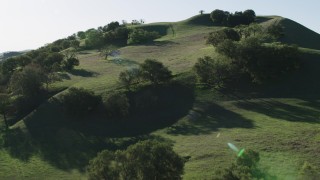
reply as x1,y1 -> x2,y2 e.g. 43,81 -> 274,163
215,39 -> 238,59
267,23 -> 285,39
87,150 -> 120,180
298,162 -> 320,180
217,149 -> 263,180
206,28 -> 240,46
87,140 -> 185,180
236,23 -> 263,39
119,68 -> 141,88
63,57 -> 80,71
61,87 -> 101,117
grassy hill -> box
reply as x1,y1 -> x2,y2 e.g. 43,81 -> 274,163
1,14 -> 320,179
0,50 -> 29,61
260,16 -> 320,50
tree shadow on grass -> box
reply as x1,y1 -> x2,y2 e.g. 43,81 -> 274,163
235,99 -> 320,123
3,99 -> 172,171
3,81 -> 195,172
107,58 -> 139,67
68,68 -> 99,77
69,81 -> 196,137
148,40 -> 180,47
134,40 -> 180,47
57,72 -> 71,80
78,51 -> 91,55
1,128 -> 35,162
298,100 -> 320,111
166,102 -> 254,135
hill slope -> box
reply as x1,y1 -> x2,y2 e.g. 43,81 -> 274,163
1,15 -> 320,179
262,16 -> 320,50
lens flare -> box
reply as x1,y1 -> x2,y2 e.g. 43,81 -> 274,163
227,143 -> 239,152
238,148 -> 245,157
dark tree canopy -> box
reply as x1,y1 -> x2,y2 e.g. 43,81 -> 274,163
42,52 -> 64,71
210,9 -> 256,27
63,57 -> 79,71
243,9 -> 256,24
194,56 -> 237,87
61,87 -> 102,117
87,140 -> 185,180
103,91 -> 130,119
127,28 -> 160,45
210,9 -> 229,24
213,37 -> 301,83
105,21 -> 120,32
85,29 -> 104,48
77,31 -> 86,39
103,26 -> 129,45
206,28 -> 240,46
140,59 -> 172,84
9,64 -> 46,97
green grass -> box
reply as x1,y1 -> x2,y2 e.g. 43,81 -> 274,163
153,96 -> 320,179
261,16 -> 320,50
1,15 -> 320,179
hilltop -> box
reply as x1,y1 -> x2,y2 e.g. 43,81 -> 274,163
0,50 -> 30,62
259,16 -> 320,50
0,13 -> 320,179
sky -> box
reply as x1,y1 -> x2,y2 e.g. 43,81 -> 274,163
0,0 -> 319,52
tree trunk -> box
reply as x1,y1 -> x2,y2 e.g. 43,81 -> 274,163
3,113 -> 9,129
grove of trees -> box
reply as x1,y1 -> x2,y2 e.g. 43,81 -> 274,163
81,21 -> 160,48
210,9 -> 256,27
196,22 -> 300,87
